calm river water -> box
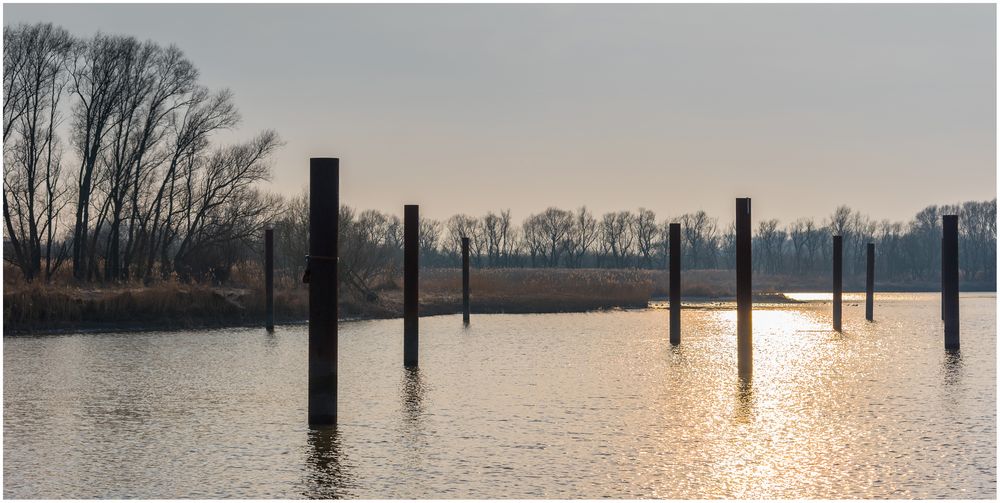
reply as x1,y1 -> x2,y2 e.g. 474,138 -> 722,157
4,292 -> 996,498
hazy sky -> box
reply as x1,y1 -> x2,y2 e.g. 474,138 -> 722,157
4,4 -> 996,224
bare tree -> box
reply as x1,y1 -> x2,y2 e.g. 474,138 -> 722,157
788,218 -> 815,274
519,214 -> 542,267
419,217 -> 442,264
140,88 -> 239,279
497,209 -> 515,267
482,211 -> 501,267
718,222 -> 736,270
679,211 -> 718,269
444,213 -> 487,264
272,190 -> 308,280
171,130 -> 282,274
754,219 -> 784,274
2,23 -> 74,281
600,211 -> 636,268
634,208 -> 658,269
566,206 -> 597,268
534,207 -> 573,267
3,24 -> 38,144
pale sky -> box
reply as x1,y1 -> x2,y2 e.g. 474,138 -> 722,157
4,3 -> 996,224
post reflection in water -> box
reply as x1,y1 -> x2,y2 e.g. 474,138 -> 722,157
303,426 -> 353,499
734,376 -> 756,424
942,348 -> 963,387
397,366 -> 430,495
262,329 -> 279,349
401,366 -> 427,422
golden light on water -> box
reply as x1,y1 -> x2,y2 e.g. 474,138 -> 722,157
716,309 -> 835,498
647,303 -> 868,498
4,294 -> 995,498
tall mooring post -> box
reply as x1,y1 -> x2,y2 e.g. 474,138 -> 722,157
833,235 -> 843,332
736,198 -> 752,378
942,215 -> 960,349
462,237 -> 470,326
309,158 -> 338,425
404,204 -> 419,367
669,222 -> 681,345
265,228 -> 274,331
865,242 -> 874,321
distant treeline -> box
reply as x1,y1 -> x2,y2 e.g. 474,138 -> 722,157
266,197 -> 997,298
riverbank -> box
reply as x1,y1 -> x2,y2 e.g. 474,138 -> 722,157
4,268 -> 995,335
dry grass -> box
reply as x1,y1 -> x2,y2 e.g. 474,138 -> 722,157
7,262 -> 977,334
3,261 -> 310,334
407,268 -> 655,315
423,268 -> 654,299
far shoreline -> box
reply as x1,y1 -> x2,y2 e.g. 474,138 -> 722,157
5,288 -> 994,337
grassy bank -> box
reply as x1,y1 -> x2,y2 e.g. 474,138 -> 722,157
4,266 -> 994,334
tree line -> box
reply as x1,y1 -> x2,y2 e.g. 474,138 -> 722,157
4,23 -> 282,283
265,197 -> 996,296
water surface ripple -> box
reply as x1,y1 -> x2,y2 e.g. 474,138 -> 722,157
4,293 -> 996,498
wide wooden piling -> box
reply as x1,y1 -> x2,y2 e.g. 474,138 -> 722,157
265,228 -> 274,331
833,235 -> 843,332
309,158 -> 339,425
736,198 -> 752,378
404,205 -> 419,367
462,237 -> 470,326
943,215 -> 960,349
866,242 -> 875,321
669,222 -> 681,345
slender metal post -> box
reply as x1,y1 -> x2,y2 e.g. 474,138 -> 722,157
669,222 -> 680,345
833,235 -> 842,331
404,204 -> 419,367
309,158 -> 338,425
943,215 -> 960,349
941,237 -> 945,320
265,228 -> 274,331
462,237 -> 470,326
736,198 -> 752,378
865,242 -> 874,321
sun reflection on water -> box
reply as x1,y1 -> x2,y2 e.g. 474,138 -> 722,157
634,302 -> 904,498
2,294 -> 994,498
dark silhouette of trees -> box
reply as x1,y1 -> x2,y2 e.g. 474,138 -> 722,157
634,208 -> 658,269
599,211 -> 635,268
3,23 -> 74,281
754,219 -> 784,274
566,206 -> 597,268
269,200 -> 991,288
679,211 -> 718,269
4,23 -> 281,283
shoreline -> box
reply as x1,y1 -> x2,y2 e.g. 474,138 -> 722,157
6,268 -> 994,336
5,289 -> 994,336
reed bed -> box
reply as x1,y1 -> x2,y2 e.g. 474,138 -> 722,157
411,268 -> 655,315
3,262 -> 309,333
6,262 -> 984,334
